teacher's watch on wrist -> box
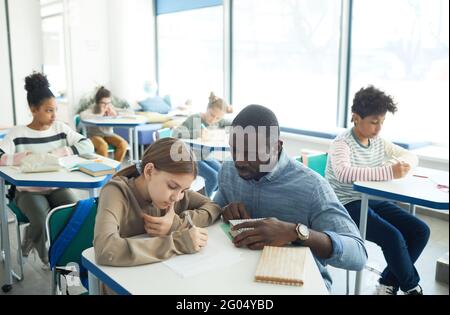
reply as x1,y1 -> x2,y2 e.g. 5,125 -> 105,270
295,223 -> 310,242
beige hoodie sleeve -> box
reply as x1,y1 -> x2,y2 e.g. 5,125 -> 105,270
94,184 -> 198,267
170,190 -> 222,232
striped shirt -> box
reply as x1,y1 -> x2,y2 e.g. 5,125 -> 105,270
325,128 -> 418,206
0,121 -> 94,192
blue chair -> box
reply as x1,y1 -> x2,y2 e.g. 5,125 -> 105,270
115,124 -> 164,158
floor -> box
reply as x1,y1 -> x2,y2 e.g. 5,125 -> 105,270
1,208 -> 448,295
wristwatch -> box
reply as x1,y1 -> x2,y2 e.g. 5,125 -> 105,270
295,223 -> 310,241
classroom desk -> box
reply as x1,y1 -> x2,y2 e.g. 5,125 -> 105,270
181,130 -> 230,162
80,115 -> 147,161
0,157 -> 120,293
82,223 -> 329,295
353,167 -> 449,295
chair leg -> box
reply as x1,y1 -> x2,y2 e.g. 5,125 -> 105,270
13,220 -> 24,281
346,270 -> 350,295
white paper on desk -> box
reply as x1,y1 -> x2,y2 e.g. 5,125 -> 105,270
59,155 -> 88,170
162,238 -> 243,278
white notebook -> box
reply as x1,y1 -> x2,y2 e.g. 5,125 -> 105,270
228,218 -> 266,238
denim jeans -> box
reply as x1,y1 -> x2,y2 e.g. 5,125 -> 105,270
198,159 -> 222,197
345,200 -> 430,292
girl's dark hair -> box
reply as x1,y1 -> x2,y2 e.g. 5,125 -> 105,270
24,72 -> 54,108
207,92 -> 227,111
114,137 -> 198,179
94,86 -> 111,104
352,86 -> 398,119
93,86 -> 112,113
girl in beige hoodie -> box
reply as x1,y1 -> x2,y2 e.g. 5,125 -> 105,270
93,137 -> 222,268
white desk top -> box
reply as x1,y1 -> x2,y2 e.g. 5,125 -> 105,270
82,223 -> 328,295
81,115 -> 147,127
0,155 -> 120,189
354,167 -> 449,209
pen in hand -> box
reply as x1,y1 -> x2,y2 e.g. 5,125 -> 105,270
185,212 -> 195,228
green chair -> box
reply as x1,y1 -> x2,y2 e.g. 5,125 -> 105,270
2,200 -> 28,282
295,152 -> 352,294
295,152 -> 328,177
45,198 -> 98,295
152,127 -> 173,141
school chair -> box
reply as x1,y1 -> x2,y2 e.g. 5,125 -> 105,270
74,114 -> 127,158
46,198 -> 98,295
152,127 -> 173,141
295,152 -> 351,295
115,123 -> 164,158
0,184 -> 28,282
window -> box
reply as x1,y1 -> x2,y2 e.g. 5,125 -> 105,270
350,0 -> 449,145
41,0 -> 67,98
157,6 -> 223,112
232,0 -> 342,130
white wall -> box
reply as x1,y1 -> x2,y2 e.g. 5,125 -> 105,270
108,0 -> 156,105
66,0 -> 111,112
7,0 -> 43,125
65,0 -> 156,116
0,0 -> 14,127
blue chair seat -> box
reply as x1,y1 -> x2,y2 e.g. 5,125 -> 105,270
114,123 -> 164,146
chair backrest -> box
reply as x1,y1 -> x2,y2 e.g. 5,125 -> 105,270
296,153 -> 328,177
46,199 -> 98,268
74,114 -> 86,136
153,127 -> 172,142
8,201 -> 29,224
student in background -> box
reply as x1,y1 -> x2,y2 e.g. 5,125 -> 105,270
0,72 -> 94,267
94,138 -> 221,275
325,86 -> 430,295
80,87 -> 128,162
214,105 -> 367,291
174,92 -> 232,197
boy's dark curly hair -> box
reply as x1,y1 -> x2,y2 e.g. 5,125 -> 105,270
351,86 -> 397,119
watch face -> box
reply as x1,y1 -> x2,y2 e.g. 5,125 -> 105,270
297,224 -> 309,240
300,225 -> 309,236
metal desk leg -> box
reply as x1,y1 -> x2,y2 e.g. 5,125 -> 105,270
128,128 -> 134,161
409,204 -> 416,216
89,188 -> 99,198
355,193 -> 369,295
133,127 -> 139,160
88,271 -> 100,295
0,179 -> 13,293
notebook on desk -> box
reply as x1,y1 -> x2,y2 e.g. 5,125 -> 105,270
78,162 -> 116,177
255,246 -> 306,286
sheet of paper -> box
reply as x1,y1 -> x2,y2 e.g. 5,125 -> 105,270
162,237 -> 242,278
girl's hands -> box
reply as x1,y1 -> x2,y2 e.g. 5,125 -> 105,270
142,204 -> 176,237
189,227 -> 208,252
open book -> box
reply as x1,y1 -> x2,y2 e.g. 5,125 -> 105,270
228,218 -> 266,238
255,246 -> 306,286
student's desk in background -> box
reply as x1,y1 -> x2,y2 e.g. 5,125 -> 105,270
353,167 -> 449,295
82,223 -> 329,295
0,158 -> 119,293
80,115 -> 147,161
182,130 -> 230,162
